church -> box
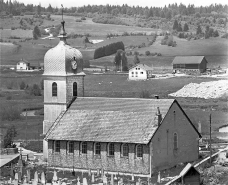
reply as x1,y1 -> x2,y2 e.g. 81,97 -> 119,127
42,19 -> 201,176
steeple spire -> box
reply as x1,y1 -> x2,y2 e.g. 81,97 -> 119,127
58,4 -> 67,42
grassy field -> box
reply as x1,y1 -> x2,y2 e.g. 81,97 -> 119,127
0,29 -> 33,39
0,72 -> 227,149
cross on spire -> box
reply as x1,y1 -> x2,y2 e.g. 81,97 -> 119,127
58,4 -> 67,41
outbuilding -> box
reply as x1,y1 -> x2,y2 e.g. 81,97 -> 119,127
172,56 -> 207,73
129,64 -> 153,80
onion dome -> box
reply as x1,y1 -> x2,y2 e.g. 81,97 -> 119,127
43,20 -> 83,76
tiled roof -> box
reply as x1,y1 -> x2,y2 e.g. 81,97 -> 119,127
129,64 -> 153,71
172,56 -> 206,64
46,97 -> 174,144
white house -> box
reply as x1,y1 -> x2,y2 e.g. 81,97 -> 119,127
129,64 -> 153,80
16,58 -> 30,71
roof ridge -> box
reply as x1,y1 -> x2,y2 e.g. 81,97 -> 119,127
76,97 -> 175,101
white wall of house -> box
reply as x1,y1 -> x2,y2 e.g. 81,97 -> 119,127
16,62 -> 28,71
129,67 -> 147,80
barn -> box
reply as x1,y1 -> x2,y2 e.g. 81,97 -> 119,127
128,64 -> 153,80
42,19 -> 201,176
172,56 -> 208,73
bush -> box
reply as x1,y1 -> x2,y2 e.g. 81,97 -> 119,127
6,81 -> 14,89
20,81 -> 26,90
25,84 -> 42,96
3,125 -> 17,148
145,51 -> 150,56
0,105 -> 21,121
6,95 -> 12,100
75,19 -> 82,22
81,16 -> 86,20
40,80 -> 44,90
140,90 -> 150,98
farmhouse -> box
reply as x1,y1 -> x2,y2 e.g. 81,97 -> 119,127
172,56 -> 208,73
129,64 -> 153,80
43,20 -> 201,176
16,58 -> 30,71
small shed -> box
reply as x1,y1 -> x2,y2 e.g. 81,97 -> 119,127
166,163 -> 201,185
129,64 -> 153,80
16,58 -> 30,71
219,125 -> 228,133
172,56 -> 207,73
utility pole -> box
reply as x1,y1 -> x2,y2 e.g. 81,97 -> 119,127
209,113 -> 212,165
25,108 -> 28,145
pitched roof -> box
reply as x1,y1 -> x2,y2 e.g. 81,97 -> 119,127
129,64 -> 153,71
172,56 -> 206,65
46,97 -> 175,144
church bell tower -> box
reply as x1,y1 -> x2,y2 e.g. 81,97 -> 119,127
42,17 -> 85,159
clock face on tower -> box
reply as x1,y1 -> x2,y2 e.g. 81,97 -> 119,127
71,60 -> 77,70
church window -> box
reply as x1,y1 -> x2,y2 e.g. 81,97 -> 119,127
136,144 -> 143,157
108,143 -> 114,156
52,82 -> 57,97
174,133 -> 178,150
73,82 -> 77,97
81,142 -> 87,154
68,141 -> 74,153
141,72 -> 143,74
55,140 -> 60,152
121,144 -> 129,157
94,142 -> 101,155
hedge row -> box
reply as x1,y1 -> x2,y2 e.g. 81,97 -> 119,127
94,41 -> 124,59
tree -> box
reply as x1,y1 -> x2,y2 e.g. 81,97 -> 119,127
19,81 -> 26,90
47,4 -> 53,13
33,26 -> 41,40
133,52 -> 140,64
3,125 -> 17,148
213,30 -> 219,37
114,49 -> 122,71
177,22 -> 182,31
37,3 -> 41,15
183,23 -> 189,31
121,51 -> 128,71
173,19 -> 178,30
196,25 -> 202,35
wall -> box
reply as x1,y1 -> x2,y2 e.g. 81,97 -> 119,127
219,126 -> 228,133
151,102 -> 199,171
129,68 -> 147,80
66,75 -> 84,102
48,141 -> 150,175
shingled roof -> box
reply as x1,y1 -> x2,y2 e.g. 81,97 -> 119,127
172,56 -> 206,65
129,64 -> 153,71
46,97 -> 175,144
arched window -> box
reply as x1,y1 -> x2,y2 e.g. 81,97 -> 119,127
73,82 -> 77,97
81,142 -> 87,154
94,142 -> 101,155
136,144 -> 143,158
174,133 -> 178,150
55,140 -> 60,152
108,143 -> 115,156
52,82 -> 57,97
121,144 -> 129,157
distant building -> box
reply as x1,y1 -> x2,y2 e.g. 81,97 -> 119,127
16,58 -> 30,71
172,56 -> 208,73
129,64 -> 153,80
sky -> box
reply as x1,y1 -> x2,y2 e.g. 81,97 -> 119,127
18,0 -> 227,8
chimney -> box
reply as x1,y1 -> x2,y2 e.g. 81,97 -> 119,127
156,107 -> 162,126
198,121 -> 201,134
155,95 -> 159,99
